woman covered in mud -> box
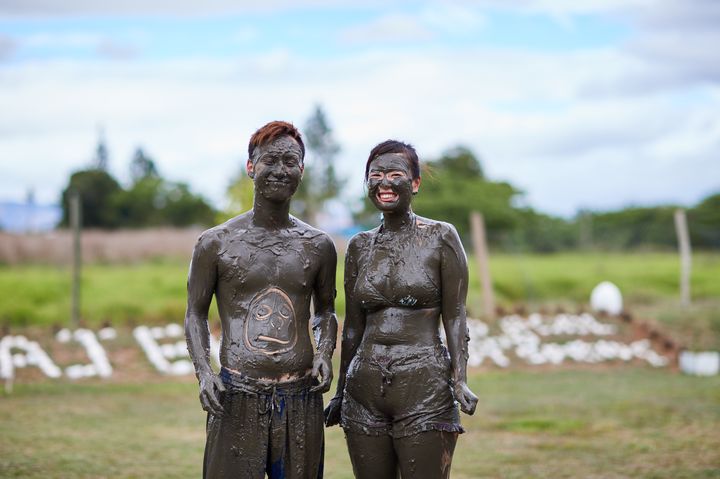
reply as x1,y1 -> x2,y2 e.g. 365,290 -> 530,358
325,140 -> 478,478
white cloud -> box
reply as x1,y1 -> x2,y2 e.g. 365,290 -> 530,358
7,31 -> 143,61
340,13 -> 434,44
2,40 -> 718,216
23,32 -> 103,48
2,0 -> 720,215
95,38 -> 140,60
340,5 -> 485,45
0,0 -> 342,17
419,4 -> 486,35
590,0 -> 720,94
0,34 -> 16,60
231,27 -> 259,45
628,0 -> 720,30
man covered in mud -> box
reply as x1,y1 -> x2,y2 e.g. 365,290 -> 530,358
185,121 -> 337,479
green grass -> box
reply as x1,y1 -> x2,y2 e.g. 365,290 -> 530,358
1,252 -> 719,346
0,258 -> 192,327
1,369 -> 718,478
476,251 -> 720,306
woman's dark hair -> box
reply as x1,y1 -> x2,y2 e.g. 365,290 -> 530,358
365,140 -> 420,180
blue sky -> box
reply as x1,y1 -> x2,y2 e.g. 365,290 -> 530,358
1,1 -> 718,218
0,8 -> 629,60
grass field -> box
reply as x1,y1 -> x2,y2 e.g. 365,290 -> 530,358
2,252 -> 718,348
2,252 -> 718,477
1,368 -> 718,478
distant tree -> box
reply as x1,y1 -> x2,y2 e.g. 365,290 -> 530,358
116,146 -> 215,228
413,168 -> 520,244
92,130 -> 110,171
114,177 -> 215,228
688,192 -> 720,248
305,105 -> 342,198
61,170 -> 122,228
588,207 -> 677,250
112,177 -> 163,227
162,182 -> 216,227
217,167 -> 255,223
129,147 -> 159,183
295,105 -> 344,222
432,146 -> 484,179
512,209 -> 578,252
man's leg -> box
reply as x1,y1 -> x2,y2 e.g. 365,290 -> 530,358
267,388 -> 325,479
204,391 -> 269,479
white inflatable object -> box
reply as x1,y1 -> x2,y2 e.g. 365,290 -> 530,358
590,281 -> 623,315
679,351 -> 719,376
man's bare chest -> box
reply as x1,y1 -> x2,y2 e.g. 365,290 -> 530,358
216,235 -> 321,293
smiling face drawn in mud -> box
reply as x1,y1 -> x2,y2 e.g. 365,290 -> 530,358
244,287 -> 298,355
366,153 -> 421,213
246,135 -> 304,204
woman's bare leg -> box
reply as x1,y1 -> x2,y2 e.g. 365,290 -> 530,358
345,432 -> 399,479
393,431 -> 458,479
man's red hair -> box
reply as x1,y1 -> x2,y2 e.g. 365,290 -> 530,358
248,121 -> 305,162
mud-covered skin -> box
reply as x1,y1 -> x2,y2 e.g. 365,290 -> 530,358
325,151 -> 476,478
244,287 -> 298,355
185,135 -> 338,416
346,430 -> 457,479
366,153 -> 417,214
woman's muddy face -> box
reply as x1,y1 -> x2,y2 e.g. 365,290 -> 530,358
367,153 -> 419,213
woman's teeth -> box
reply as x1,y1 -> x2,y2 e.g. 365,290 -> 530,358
378,192 -> 397,202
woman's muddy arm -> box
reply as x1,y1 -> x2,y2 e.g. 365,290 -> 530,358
440,224 -> 478,415
325,236 -> 366,425
310,235 -> 339,393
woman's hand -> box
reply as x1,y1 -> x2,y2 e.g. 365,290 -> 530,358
454,381 -> 478,415
324,395 -> 343,427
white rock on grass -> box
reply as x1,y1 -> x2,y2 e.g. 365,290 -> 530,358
590,281 -> 623,315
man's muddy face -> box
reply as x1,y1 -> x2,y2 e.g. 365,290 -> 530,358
244,287 -> 298,355
366,153 -> 420,213
247,136 -> 303,203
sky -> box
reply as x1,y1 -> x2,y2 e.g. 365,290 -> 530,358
0,0 -> 718,217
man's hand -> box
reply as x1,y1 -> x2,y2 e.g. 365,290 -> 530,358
310,352 -> 333,393
324,395 -> 342,427
454,381 -> 478,415
199,371 -> 226,416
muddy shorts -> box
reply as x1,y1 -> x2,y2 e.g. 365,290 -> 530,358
203,368 -> 324,479
340,345 -> 464,438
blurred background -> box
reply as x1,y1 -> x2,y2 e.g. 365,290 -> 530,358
1,2 -> 719,478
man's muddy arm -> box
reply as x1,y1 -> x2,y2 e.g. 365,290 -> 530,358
184,232 -> 225,415
310,235 -> 338,393
440,224 -> 478,415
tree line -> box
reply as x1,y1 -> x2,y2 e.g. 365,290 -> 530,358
354,145 -> 719,252
62,110 -> 719,251
61,143 -> 215,229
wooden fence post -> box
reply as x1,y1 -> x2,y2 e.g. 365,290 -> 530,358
470,211 -> 495,318
70,190 -> 82,327
673,209 -> 692,308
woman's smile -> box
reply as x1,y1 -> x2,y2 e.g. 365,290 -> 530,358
377,187 -> 399,203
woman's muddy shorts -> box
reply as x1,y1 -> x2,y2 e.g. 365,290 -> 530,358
203,368 -> 324,479
340,345 -> 464,438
